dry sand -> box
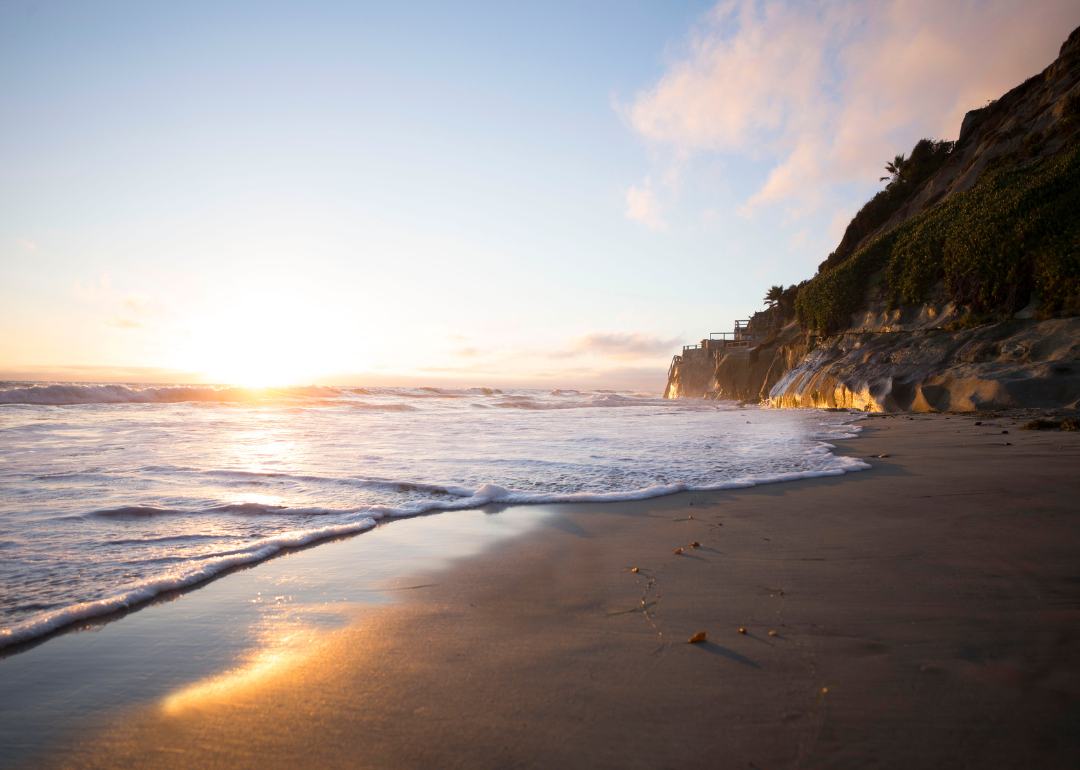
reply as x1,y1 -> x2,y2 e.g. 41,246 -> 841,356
36,413 -> 1080,769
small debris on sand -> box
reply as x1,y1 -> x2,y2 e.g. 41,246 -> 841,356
690,541 -> 700,547
688,631 -> 707,643
738,628 -> 747,634
631,567 -> 639,573
673,548 -> 683,555
769,631 -> 778,637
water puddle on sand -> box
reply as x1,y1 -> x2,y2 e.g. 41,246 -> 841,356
0,505 -> 548,769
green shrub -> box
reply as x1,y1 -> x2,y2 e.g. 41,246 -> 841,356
797,231 -> 899,333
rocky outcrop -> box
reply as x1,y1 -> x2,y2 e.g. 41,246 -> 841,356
664,323 -> 808,401
770,318 -> 1080,411
665,317 -> 1080,412
664,354 -> 718,399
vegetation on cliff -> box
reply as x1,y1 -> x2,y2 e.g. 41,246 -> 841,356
796,140 -> 1080,333
816,138 -> 956,276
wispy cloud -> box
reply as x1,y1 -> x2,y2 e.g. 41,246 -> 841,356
16,239 -> 36,251
72,273 -> 156,331
625,178 -> 667,230
106,317 -> 144,329
566,331 -> 680,360
627,0 -> 1077,216
123,293 -> 150,310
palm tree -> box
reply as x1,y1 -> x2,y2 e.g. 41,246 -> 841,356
764,285 -> 784,308
880,153 -> 907,185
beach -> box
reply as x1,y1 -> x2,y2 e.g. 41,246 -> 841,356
6,411 -> 1080,769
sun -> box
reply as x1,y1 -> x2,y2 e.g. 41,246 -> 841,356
165,287 -> 376,387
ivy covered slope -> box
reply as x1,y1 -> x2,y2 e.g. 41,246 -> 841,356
797,142 -> 1080,334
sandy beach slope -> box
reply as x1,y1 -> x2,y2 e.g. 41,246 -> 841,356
35,412 -> 1080,769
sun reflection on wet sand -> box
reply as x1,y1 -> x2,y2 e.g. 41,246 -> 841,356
160,610 -> 345,715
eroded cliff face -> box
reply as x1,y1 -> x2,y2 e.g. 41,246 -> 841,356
664,316 -> 1080,412
664,355 -> 717,399
664,323 -> 808,402
770,318 -> 1080,411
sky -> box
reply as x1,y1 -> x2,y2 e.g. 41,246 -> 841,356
2,0 -> 1077,391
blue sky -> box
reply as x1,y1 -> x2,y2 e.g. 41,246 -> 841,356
1,0 -> 1076,389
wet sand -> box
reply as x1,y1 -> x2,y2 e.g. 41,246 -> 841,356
29,413 -> 1080,769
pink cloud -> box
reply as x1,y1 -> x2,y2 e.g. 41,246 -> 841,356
568,331 -> 680,360
625,178 -> 668,230
628,0 -> 1079,215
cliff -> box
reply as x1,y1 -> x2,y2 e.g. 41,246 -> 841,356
665,25 -> 1080,412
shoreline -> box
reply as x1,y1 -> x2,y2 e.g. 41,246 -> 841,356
5,411 -> 1080,768
0,405 -> 866,655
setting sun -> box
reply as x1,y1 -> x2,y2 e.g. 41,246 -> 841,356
169,291 -> 367,386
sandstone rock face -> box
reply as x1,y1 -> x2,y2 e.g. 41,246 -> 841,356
768,318 -> 1080,412
663,355 -> 717,399
664,322 -> 808,402
664,318 -> 1080,412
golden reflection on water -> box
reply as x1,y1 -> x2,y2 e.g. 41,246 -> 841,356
222,410 -> 304,478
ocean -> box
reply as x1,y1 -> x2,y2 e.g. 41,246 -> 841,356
0,382 -> 867,649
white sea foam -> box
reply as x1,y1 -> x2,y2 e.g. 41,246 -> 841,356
0,517 -> 379,649
0,384 -> 870,649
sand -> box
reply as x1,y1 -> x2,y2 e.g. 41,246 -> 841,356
22,413 -> 1080,769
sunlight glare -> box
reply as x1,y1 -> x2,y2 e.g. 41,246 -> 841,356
171,290 -> 369,386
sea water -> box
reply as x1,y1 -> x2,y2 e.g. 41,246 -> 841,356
0,382 -> 866,648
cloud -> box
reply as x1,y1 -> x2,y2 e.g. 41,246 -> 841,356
567,331 -> 680,360
17,239 -> 36,251
123,293 -> 150,310
625,178 -> 667,230
72,273 -> 156,329
0,365 -> 203,384
628,0 -> 1078,215
106,317 -> 143,329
